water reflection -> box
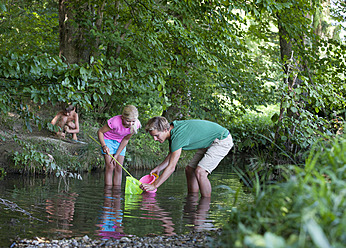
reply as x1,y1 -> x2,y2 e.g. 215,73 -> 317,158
96,187 -> 216,240
141,192 -> 176,236
183,194 -> 215,231
97,186 -> 125,239
124,192 -> 176,236
45,192 -> 78,234
0,165 -> 251,245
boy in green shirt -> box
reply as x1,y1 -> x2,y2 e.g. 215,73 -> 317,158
140,116 -> 233,197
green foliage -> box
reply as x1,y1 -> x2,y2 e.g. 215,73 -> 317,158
215,135 -> 346,247
12,136 -> 54,173
241,0 -> 346,157
11,135 -> 82,182
229,105 -> 279,152
125,128 -> 194,170
303,39 -> 346,117
0,0 -> 345,169
0,0 -> 59,55
272,36 -> 346,151
0,167 -> 6,179
1,0 -> 279,123
125,130 -> 168,169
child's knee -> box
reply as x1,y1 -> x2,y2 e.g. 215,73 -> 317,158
114,165 -> 122,173
68,121 -> 76,128
105,161 -> 114,169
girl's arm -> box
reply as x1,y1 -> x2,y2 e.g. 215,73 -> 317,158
97,123 -> 111,153
114,133 -> 133,157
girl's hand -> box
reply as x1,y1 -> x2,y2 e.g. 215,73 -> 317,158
102,145 -> 110,155
112,154 -> 120,165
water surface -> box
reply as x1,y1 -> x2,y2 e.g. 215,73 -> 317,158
0,161 -> 252,246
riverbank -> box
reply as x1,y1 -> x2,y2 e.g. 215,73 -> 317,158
11,230 -> 221,247
0,107 -> 104,176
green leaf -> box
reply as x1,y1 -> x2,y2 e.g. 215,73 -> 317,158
305,217 -> 331,248
80,67 -> 87,75
271,113 -> 279,123
290,106 -> 297,113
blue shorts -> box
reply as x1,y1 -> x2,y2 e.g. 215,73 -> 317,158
101,139 -> 126,156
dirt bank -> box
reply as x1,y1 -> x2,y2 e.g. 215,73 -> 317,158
0,106 -> 96,176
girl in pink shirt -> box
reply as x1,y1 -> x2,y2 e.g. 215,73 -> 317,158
97,105 -> 141,186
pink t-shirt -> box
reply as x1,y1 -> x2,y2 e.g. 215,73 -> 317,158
103,115 -> 141,143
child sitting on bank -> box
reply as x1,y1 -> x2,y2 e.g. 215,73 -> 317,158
51,105 -> 80,140
97,105 -> 141,186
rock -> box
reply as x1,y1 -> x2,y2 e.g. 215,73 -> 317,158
10,230 -> 221,247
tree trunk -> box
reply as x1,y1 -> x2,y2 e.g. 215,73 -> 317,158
274,13 -> 297,150
59,0 -> 101,64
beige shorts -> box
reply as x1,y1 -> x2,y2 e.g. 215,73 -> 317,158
187,134 -> 233,174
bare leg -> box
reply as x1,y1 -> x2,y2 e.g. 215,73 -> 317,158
185,166 -> 200,194
195,167 -> 211,197
66,121 -> 78,140
112,155 -> 124,186
104,154 -> 114,186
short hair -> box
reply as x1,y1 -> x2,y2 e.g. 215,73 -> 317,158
145,116 -> 170,132
122,105 -> 138,119
65,105 -> 75,113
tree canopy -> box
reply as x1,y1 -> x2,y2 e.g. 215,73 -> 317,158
0,0 -> 345,154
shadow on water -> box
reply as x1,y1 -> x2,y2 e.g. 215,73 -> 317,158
0,160 -> 253,246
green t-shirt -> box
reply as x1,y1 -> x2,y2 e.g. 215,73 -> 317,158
169,120 -> 229,152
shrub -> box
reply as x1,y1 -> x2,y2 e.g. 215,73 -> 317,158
214,134 -> 346,248
229,105 -> 279,153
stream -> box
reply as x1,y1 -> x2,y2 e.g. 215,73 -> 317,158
0,160 -> 252,246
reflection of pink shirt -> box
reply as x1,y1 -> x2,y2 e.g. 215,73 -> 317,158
104,115 -> 141,143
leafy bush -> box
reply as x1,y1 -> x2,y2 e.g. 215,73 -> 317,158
229,105 -> 279,152
215,134 -> 346,248
12,136 -> 82,183
125,129 -> 194,170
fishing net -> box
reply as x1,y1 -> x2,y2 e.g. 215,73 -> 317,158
125,176 -> 143,194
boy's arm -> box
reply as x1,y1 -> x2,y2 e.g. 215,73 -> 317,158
51,113 -> 61,125
150,152 -> 171,175
142,148 -> 182,191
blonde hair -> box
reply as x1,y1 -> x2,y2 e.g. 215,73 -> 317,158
145,116 -> 170,132
122,105 -> 138,120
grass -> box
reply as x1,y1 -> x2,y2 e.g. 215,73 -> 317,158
214,134 -> 346,248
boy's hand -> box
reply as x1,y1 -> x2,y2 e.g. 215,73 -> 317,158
150,167 -> 160,176
140,183 -> 157,192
